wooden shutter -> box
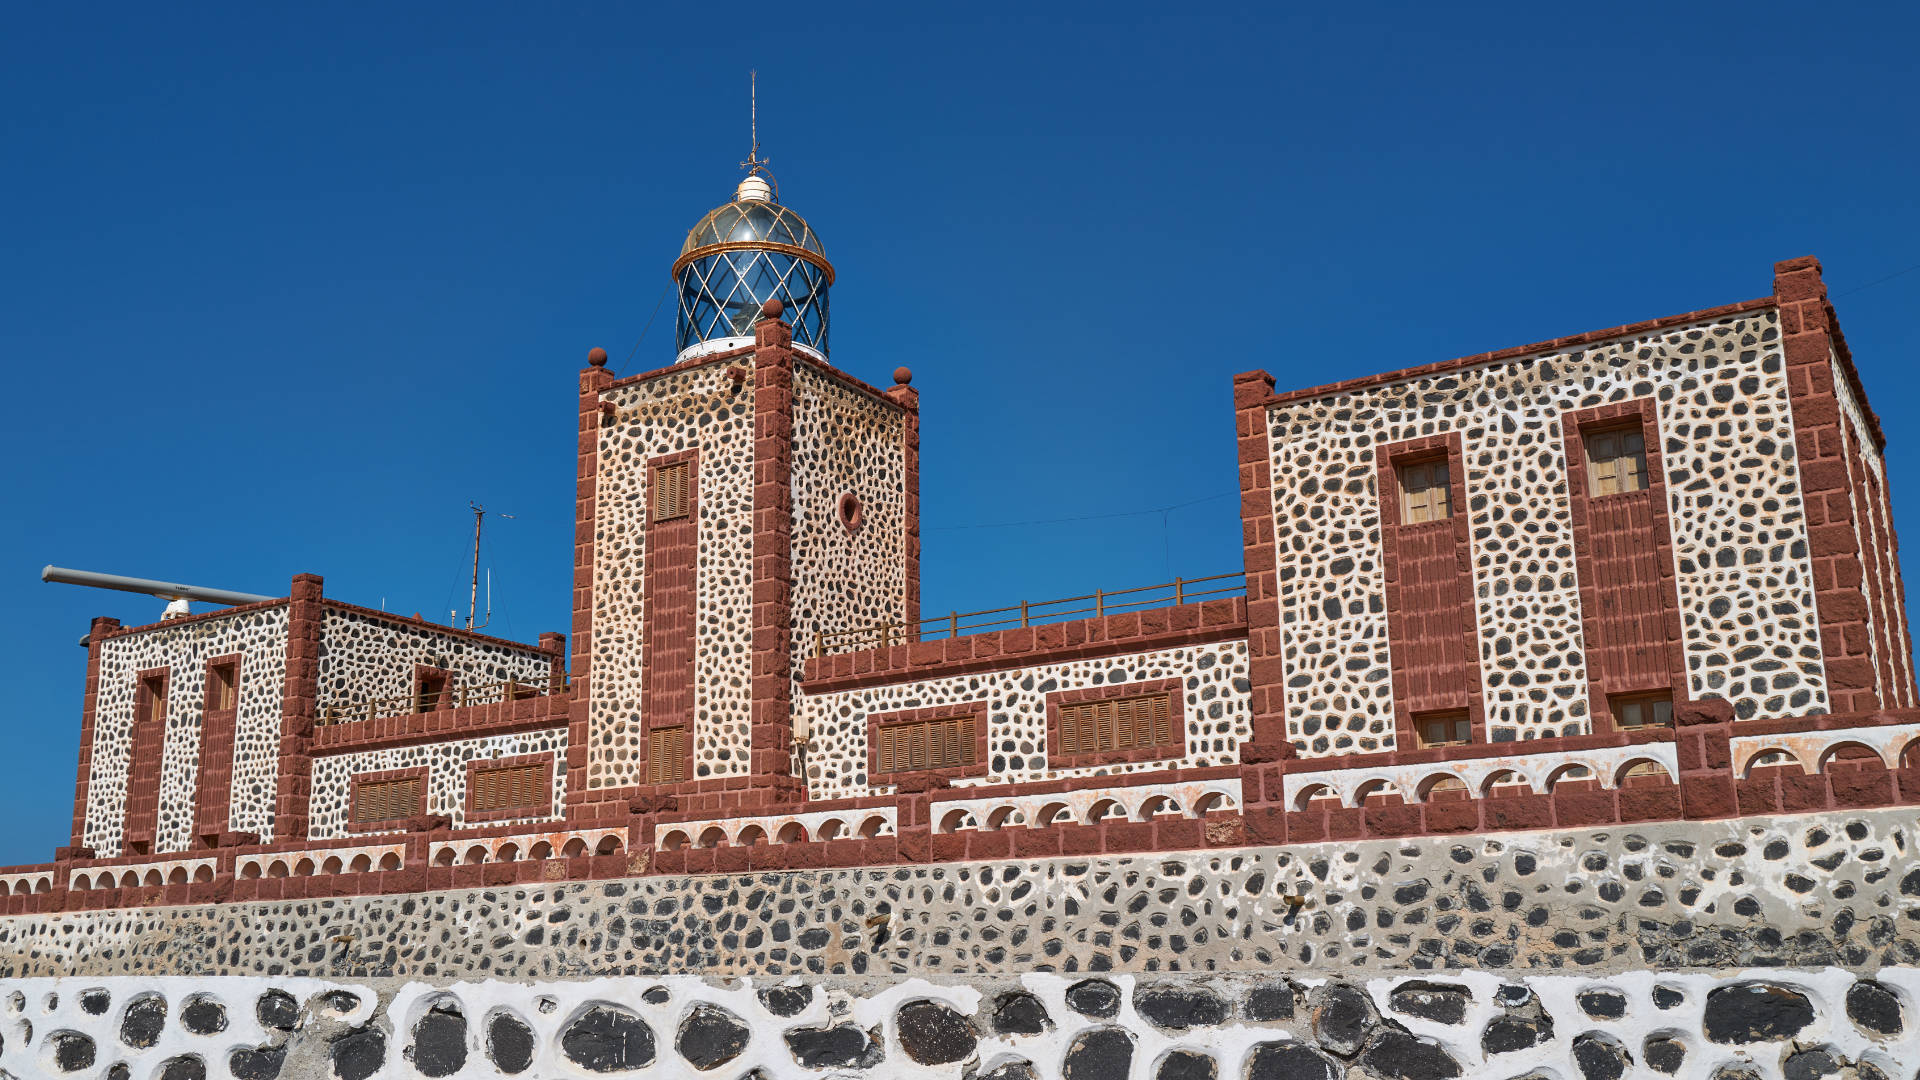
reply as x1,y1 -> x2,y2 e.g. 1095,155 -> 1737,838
874,715 -> 977,774
353,776 -> 420,823
1399,460 -> 1451,523
472,763 -> 546,812
653,461 -> 690,521
1056,693 -> 1174,756
1586,427 -> 1647,496
647,726 -> 688,784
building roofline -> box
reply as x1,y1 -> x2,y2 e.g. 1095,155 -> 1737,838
1255,296 -> 1778,409
317,599 -> 562,654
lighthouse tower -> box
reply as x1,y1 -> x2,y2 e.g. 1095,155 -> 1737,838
569,169 -> 918,821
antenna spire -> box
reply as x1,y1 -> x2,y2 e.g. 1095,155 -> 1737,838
741,70 -> 772,180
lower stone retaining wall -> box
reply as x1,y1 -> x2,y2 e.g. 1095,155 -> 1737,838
0,968 -> 1910,1079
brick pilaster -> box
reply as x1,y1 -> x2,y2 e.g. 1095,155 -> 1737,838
884,376 -> 921,635
566,354 -> 617,812
1775,257 -> 1879,712
1233,370 -> 1291,761
748,303 -> 805,805
270,573 -> 324,842
68,615 -> 120,851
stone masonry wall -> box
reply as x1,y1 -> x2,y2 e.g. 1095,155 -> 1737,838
86,605 -> 291,858
2,968 -> 1911,1079
307,728 -> 569,840
314,608 -> 556,715
589,360 -> 756,788
1269,308 -> 1826,755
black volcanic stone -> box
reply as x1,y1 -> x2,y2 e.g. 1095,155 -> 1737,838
180,996 -> 227,1035
1845,980 -> 1903,1036
1783,1049 -> 1843,1080
676,1003 -> 750,1071
1652,986 -> 1685,1010
330,1028 -> 386,1080
409,1002 -> 468,1077
316,990 -> 360,1014
990,991 -> 1050,1035
121,995 -> 166,1049
898,1001 -> 977,1065
106,1067 -> 129,1080
1644,1036 -> 1685,1074
228,1045 -> 285,1080
1360,1031 -> 1462,1079
758,985 -> 813,1018
1703,984 -> 1815,1044
1155,1048 -> 1217,1080
641,986 -> 670,1005
1576,989 -> 1628,1020
1062,1027 -> 1133,1079
1309,983 -> 1376,1057
1065,979 -> 1121,1019
1389,981 -> 1471,1025
1134,985 -> 1229,1030
1245,1041 -> 1340,1080
1244,983 -> 1295,1021
256,990 -> 298,1032
80,990 -> 110,1016
487,1011 -> 535,1074
1483,1014 -> 1554,1054
562,1006 -> 656,1072
1571,1033 -> 1629,1080
53,1031 -> 96,1072
784,1024 -> 881,1069
158,1056 -> 206,1080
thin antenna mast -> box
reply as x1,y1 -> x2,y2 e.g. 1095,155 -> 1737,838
739,70 -> 776,194
467,502 -> 484,630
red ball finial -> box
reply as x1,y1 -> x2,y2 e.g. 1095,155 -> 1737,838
760,298 -> 784,319
587,347 -> 609,367
893,367 -> 913,386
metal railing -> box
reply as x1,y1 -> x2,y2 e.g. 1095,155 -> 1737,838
814,571 -> 1245,658
316,673 -> 568,728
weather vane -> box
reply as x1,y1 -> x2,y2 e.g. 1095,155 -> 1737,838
740,70 -> 772,180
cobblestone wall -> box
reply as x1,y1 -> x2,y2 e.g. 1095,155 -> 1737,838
1,968 -> 1910,1079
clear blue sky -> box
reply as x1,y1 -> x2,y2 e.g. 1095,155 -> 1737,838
2,3 -> 1916,864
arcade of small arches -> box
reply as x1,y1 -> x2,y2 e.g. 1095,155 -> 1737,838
1730,721 -> 1920,779
1282,744 -> 1683,811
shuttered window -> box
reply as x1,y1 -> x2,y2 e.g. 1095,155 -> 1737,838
647,726 -> 688,784
1056,693 -> 1175,756
1414,709 -> 1472,748
874,715 -> 978,774
1610,691 -> 1672,730
1584,426 -> 1647,496
1398,459 -> 1452,523
653,461 -> 690,521
207,660 -> 239,712
471,762 -> 547,813
351,776 -> 420,823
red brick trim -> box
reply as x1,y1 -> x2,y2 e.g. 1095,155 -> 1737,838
604,342 -> 759,391
1775,258 -> 1878,712
566,361 -> 617,808
865,703 -> 992,784
801,600 -> 1247,693
746,313 -> 804,803
193,653 -> 245,841
70,616 -> 120,849
1045,678 -> 1187,768
463,753 -> 558,824
102,598 -> 292,640
1261,297 -> 1776,408
317,600 -> 561,656
886,382 -> 922,635
1376,433 -> 1486,748
1559,399 -> 1690,733
1233,370 -> 1288,759
641,447 -> 700,788
411,664 -> 454,710
272,573 -> 324,843
312,696 -> 569,754
346,766 -> 429,833
122,665 -> 171,851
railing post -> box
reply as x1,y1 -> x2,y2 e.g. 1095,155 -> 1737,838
1020,601 -> 1029,628
505,678 -> 517,703
880,624 -> 891,650
1174,577 -> 1183,604
949,611 -> 958,639
814,631 -> 823,659
1095,589 -> 1104,618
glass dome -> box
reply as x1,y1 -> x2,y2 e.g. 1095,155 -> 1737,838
672,177 -> 833,356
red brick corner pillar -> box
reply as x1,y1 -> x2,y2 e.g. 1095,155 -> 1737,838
69,615 -> 122,851
566,357 -> 617,814
1775,257 -> 1879,712
1233,369 -> 1292,763
1676,698 -> 1736,821
748,303 -> 805,806
884,379 -> 922,635
271,573 -> 324,842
